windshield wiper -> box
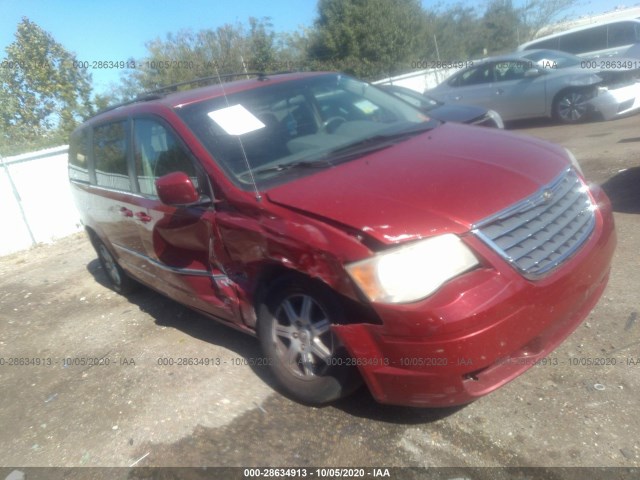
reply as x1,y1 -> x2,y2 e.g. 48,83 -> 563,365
325,122 -> 436,158
251,159 -> 333,177
249,122 -> 436,178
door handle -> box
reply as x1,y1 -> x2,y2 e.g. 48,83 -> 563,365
135,211 -> 152,223
495,88 -> 504,95
119,207 -> 133,217
453,95 -> 462,101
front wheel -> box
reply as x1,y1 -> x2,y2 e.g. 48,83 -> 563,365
553,89 -> 591,124
258,275 -> 361,404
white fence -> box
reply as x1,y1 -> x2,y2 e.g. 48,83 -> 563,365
373,65 -> 462,92
0,145 -> 83,257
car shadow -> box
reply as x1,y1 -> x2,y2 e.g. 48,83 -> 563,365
85,258 -> 278,389
504,117 -> 555,130
504,113 -> 607,130
86,258 -> 465,423
601,166 -> 640,214
330,386 -> 466,424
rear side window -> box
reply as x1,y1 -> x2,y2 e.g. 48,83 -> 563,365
69,128 -> 90,183
560,26 -> 608,54
94,121 -> 131,191
524,37 -> 560,51
133,118 -> 198,197
607,21 -> 639,47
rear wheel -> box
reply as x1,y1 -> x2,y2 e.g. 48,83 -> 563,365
258,275 -> 361,404
553,89 -> 590,124
93,238 -> 137,294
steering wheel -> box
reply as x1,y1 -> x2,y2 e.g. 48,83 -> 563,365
322,116 -> 346,133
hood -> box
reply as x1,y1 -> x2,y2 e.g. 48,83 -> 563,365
427,103 -> 488,124
590,59 -> 640,88
556,63 -> 640,90
266,123 -> 570,245
625,44 -> 640,59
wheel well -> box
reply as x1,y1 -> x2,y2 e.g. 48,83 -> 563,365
84,227 -> 118,260
552,86 -> 596,108
84,227 -> 100,249
552,87 -> 573,108
551,86 -> 596,122
252,264 -> 294,314
252,266 -> 382,329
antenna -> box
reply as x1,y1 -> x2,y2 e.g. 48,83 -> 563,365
213,66 -> 263,202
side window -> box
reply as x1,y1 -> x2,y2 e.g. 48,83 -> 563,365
560,26 -> 607,54
456,63 -> 494,86
607,22 -> 637,48
525,37 -> 560,51
133,118 -> 199,197
93,121 -> 130,191
69,128 -> 90,183
494,61 -> 529,82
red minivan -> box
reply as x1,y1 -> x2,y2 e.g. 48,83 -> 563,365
69,72 -> 616,407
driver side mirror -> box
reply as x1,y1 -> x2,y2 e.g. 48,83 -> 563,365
524,68 -> 543,78
156,171 -> 209,206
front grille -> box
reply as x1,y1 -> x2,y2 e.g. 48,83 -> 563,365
472,168 -> 595,279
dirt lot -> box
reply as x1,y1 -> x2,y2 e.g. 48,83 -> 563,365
1,114 -> 639,474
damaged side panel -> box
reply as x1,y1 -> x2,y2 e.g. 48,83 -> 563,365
212,205 -> 373,329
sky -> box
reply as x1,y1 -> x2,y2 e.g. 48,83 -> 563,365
1,0 -> 639,95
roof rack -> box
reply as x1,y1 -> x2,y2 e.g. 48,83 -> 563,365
145,71 -> 270,95
94,71 -> 274,116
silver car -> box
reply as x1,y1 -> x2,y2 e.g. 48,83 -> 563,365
428,49 -> 640,123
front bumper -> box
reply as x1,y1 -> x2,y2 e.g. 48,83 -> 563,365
590,81 -> 640,120
333,185 -> 616,407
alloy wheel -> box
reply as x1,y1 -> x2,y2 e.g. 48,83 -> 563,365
271,293 -> 335,378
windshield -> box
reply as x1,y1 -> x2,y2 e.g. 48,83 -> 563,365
522,49 -> 582,69
380,85 -> 441,111
177,73 -> 436,189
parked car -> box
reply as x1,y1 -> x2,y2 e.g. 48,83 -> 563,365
428,49 -> 640,123
377,84 -> 504,128
69,72 -> 615,407
517,18 -> 640,59
624,42 -> 640,59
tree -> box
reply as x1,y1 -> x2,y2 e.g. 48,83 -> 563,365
248,17 -> 276,72
119,17 -> 283,97
307,0 -> 429,79
274,28 -> 313,71
0,17 -> 93,156
425,4 -> 483,61
424,0 -> 577,61
519,0 -> 578,40
480,0 -> 521,54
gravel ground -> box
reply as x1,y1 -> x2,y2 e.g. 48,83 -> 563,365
0,114 -> 639,475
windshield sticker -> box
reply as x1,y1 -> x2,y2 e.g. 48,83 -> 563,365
207,105 -> 266,135
353,99 -> 379,114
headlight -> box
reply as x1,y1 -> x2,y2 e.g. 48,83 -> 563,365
346,234 -> 479,304
564,148 -> 584,177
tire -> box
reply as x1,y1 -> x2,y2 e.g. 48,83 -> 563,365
553,89 -> 590,124
258,275 -> 361,404
93,238 -> 137,294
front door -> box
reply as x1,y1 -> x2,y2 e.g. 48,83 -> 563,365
130,116 -> 239,322
488,60 -> 547,120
